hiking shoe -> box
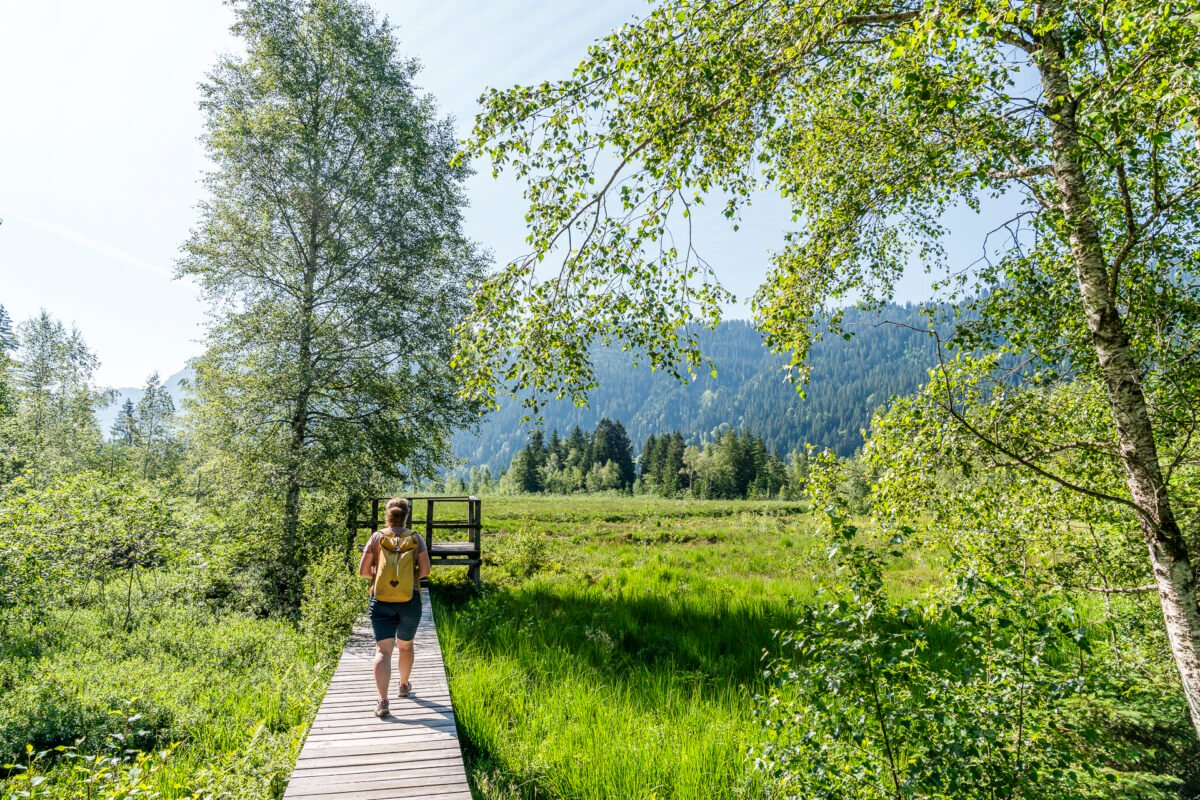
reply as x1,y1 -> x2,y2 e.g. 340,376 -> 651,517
374,699 -> 390,718
397,682 -> 411,699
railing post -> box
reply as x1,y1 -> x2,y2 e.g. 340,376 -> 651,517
426,498 -> 435,550
471,497 -> 481,550
371,497 -> 380,533
346,494 -> 358,566
469,496 -> 481,588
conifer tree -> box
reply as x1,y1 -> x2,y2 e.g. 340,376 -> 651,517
639,433 -> 659,488
662,433 -> 686,496
589,418 -> 635,490
0,305 -> 14,353
135,372 -> 179,480
6,312 -> 106,480
0,305 -> 15,432
566,425 -> 588,469
527,429 -> 548,475
507,445 -> 542,494
110,399 -> 137,446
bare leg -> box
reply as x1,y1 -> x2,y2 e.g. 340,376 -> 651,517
373,638 -> 395,702
396,639 -> 414,691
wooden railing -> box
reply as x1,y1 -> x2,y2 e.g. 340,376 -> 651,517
348,495 -> 483,586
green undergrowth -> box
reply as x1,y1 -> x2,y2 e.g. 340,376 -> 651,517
0,565 -> 354,798
435,574 -> 793,799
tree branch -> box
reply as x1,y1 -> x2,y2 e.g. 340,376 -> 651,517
994,28 -> 1039,55
841,10 -> 922,26
989,165 -> 1054,181
1109,177 -> 1200,279
1083,584 -> 1157,594
925,331 -> 1154,522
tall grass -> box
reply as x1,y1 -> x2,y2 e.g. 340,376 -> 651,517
437,577 -> 796,799
0,570 -> 341,797
432,496 -> 904,799
433,495 -> 1198,799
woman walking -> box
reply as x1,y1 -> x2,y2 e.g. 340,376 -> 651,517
358,498 -> 431,718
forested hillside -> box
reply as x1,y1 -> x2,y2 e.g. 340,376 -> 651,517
454,303 -> 943,471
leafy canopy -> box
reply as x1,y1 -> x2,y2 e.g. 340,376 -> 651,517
455,0 -> 1200,412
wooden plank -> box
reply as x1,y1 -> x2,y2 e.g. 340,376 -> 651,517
287,781 -> 471,800
428,542 -> 478,552
315,689 -> 452,704
290,762 -> 468,777
287,777 -> 471,797
283,588 -> 471,799
288,767 -> 465,791
305,706 -> 455,723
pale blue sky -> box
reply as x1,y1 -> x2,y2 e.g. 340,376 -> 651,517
0,1 -> 998,388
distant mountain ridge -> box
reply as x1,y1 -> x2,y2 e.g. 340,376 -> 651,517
453,304 -> 945,473
96,305 -> 943,464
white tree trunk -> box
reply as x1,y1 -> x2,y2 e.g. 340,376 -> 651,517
1040,28 -> 1200,741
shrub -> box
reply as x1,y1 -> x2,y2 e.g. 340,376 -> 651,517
0,473 -> 173,634
300,550 -> 365,657
506,528 -> 548,579
754,575 -> 1101,800
754,452 -> 1198,798
2,716 -> 180,800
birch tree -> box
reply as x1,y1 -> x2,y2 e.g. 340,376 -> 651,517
181,0 -> 483,601
0,306 -> 16,453
456,0 -> 1200,737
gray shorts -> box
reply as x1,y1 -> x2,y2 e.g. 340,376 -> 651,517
368,594 -> 421,642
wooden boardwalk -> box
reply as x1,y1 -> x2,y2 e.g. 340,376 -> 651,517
283,588 -> 471,799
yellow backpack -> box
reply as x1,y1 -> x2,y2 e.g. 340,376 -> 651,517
373,529 -> 419,602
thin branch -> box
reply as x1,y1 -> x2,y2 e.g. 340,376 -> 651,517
1109,177 -> 1200,277
1110,149 -> 1137,293
841,10 -> 922,26
994,29 -> 1039,55
925,331 -> 1154,522
1083,584 -> 1157,594
1018,440 -> 1119,461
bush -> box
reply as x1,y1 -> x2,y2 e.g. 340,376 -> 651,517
754,453 -> 1199,798
300,550 -> 365,657
505,528 -> 549,580
0,472 -> 173,634
755,576 -> 1101,800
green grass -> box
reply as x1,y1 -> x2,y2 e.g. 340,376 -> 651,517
5,494 -> 1192,798
431,494 -> 940,799
0,572 -> 336,797
431,495 -> 1200,800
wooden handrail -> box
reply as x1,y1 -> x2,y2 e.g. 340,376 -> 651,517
347,494 -> 484,587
